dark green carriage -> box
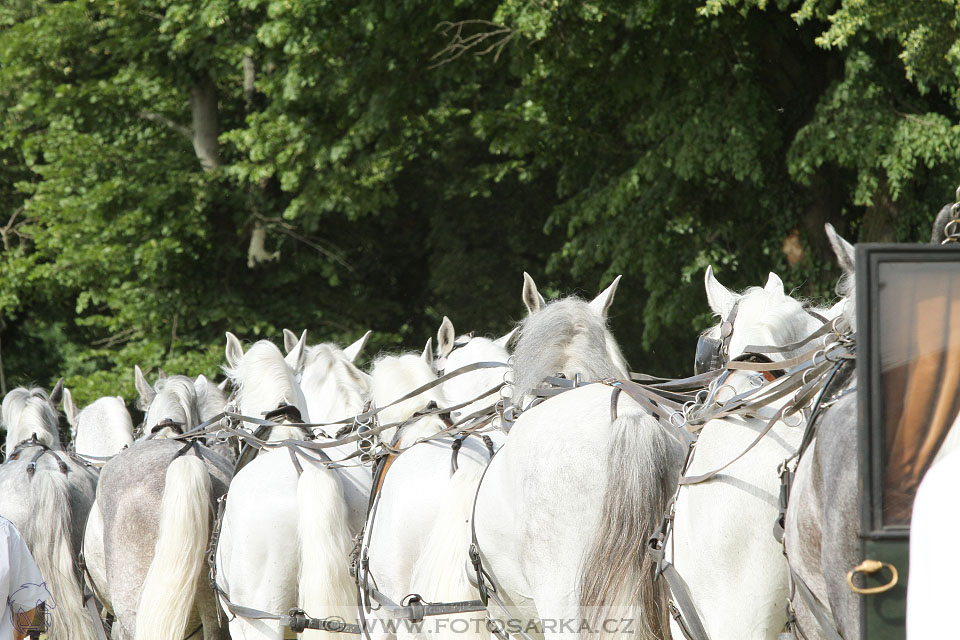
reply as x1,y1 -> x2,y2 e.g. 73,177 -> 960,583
856,244 -> 960,639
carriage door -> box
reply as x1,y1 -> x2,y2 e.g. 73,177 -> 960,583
856,244 -> 960,639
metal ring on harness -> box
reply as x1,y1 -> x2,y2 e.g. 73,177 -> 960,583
781,409 -> 804,428
846,559 -> 899,595
714,384 -> 737,406
669,410 -> 686,428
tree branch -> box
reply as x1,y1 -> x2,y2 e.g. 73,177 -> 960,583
430,20 -> 515,69
139,110 -> 192,140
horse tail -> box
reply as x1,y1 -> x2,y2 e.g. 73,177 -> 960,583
578,410 -> 683,640
23,468 -> 101,640
408,462 -> 488,640
135,455 -> 211,640
297,463 -> 356,637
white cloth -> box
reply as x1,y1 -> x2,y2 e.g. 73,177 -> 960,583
0,516 -> 49,639
906,446 -> 960,639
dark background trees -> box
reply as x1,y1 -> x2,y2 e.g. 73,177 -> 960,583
0,0 -> 957,405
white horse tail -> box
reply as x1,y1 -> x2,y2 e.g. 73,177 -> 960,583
135,455 -> 211,640
24,469 -> 101,640
578,410 -> 683,640
297,463 -> 356,637
408,463 -> 487,640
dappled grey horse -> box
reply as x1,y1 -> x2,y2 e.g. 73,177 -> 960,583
781,225 -> 860,639
0,383 -> 102,640
95,438 -> 233,640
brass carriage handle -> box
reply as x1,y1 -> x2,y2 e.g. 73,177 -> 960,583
846,559 -> 899,595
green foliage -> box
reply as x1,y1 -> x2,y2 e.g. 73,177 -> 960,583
1,0 -> 959,410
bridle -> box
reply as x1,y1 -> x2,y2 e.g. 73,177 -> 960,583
694,301 -> 829,377
694,301 -> 741,376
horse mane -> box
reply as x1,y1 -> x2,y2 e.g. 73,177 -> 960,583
2,387 -> 61,450
223,340 -> 302,416
512,297 -> 628,403
142,375 -> 202,432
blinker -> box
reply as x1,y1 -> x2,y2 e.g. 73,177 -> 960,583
694,335 -> 724,376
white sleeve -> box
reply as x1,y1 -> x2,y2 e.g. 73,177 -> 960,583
3,522 -> 49,614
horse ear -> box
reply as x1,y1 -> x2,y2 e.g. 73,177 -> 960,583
157,368 -> 167,380
62,387 -> 78,432
764,272 -> 784,294
194,374 -> 209,393
421,338 -> 434,365
494,326 -> 517,350
824,223 -> 856,276
437,316 -> 456,357
134,365 -> 156,405
589,275 -> 622,320
284,329 -> 308,373
705,265 -> 739,317
49,377 -> 64,408
522,272 -> 545,314
225,332 -> 244,369
343,330 -> 372,363
217,378 -> 230,392
283,328 -> 299,354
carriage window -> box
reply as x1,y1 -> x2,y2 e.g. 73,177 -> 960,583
877,261 -> 960,527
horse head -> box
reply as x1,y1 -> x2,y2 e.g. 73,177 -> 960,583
223,332 -> 309,441
298,337 -> 371,425
135,365 -> 202,439
432,316 -> 512,419
63,388 -> 134,456
1,383 -> 63,456
511,274 -> 628,404
369,352 -> 446,449
701,265 -> 823,367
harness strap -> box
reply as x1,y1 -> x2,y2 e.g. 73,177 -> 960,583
789,565 -> 845,640
741,321 -> 838,356
659,561 -> 711,640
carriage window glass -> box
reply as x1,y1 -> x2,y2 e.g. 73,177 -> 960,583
878,261 -> 960,527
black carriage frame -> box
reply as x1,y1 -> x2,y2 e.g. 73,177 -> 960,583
855,243 -> 960,639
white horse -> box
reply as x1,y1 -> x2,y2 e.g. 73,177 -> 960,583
668,268 -> 825,639
0,382 -> 103,640
62,388 -> 134,459
361,350 -> 488,640
214,333 -> 356,640
284,328 -> 373,528
471,275 -> 683,640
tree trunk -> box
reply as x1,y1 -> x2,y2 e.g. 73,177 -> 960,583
860,177 -> 898,242
190,73 -> 220,171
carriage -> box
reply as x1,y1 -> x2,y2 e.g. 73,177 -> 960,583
854,242 -> 960,639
